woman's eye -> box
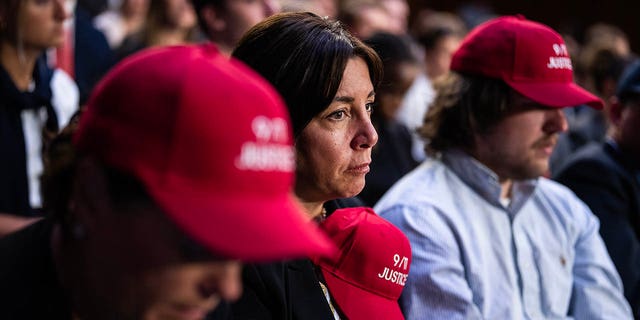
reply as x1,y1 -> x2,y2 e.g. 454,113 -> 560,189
365,102 -> 375,113
327,110 -> 346,120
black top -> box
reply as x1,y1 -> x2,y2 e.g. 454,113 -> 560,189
0,219 -> 72,319
209,198 -> 364,319
0,58 -> 57,216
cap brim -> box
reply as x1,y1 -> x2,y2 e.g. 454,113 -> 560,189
321,268 -> 405,320
147,183 -> 335,262
506,81 -> 603,109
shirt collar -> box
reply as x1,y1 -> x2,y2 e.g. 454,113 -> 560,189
442,149 -> 538,215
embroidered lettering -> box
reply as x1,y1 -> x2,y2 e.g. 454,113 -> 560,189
547,57 -> 572,70
235,143 -> 294,172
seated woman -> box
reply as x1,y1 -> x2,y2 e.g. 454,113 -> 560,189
223,12 -> 410,319
0,0 -> 79,236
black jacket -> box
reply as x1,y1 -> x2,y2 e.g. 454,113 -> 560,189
555,141 -> 640,318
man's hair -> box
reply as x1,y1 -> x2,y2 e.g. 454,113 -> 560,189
41,112 -> 152,232
418,72 -> 511,155
232,11 -> 382,137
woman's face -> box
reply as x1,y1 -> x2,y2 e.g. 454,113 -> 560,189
294,57 -> 378,202
164,0 -> 196,30
17,0 -> 69,51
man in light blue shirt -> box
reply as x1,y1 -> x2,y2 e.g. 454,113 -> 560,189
375,15 -> 632,319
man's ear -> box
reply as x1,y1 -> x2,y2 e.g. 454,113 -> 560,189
201,5 -> 226,33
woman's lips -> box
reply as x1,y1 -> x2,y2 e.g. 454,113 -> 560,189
347,162 -> 371,174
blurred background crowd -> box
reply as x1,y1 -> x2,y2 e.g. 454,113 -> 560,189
1,0 -> 639,318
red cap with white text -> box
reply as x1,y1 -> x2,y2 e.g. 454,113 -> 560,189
74,44 -> 335,261
313,207 -> 411,320
451,15 -> 603,109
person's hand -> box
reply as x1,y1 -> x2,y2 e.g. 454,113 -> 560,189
0,213 -> 42,238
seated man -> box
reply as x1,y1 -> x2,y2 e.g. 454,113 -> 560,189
375,16 -> 632,319
0,44 -> 333,319
555,60 -> 640,317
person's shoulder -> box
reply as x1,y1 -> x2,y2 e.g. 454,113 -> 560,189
537,177 -> 581,199
0,219 -> 67,317
377,158 -> 449,200
536,177 -> 597,223
554,142 -> 608,177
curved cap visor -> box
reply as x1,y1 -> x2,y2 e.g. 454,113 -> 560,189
507,80 -> 604,109
149,185 -> 334,262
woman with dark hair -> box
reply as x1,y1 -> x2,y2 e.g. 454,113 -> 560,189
0,0 -> 79,236
225,12 -> 410,320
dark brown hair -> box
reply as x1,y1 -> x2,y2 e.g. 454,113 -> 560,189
42,111 -> 151,224
232,11 -> 382,137
419,72 -> 511,155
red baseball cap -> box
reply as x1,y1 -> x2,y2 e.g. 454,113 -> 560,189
451,15 -> 603,109
312,208 -> 411,320
74,44 -> 335,261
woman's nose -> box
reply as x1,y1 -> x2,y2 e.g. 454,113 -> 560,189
350,116 -> 378,150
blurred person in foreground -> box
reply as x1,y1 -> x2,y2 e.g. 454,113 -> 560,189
375,15 -> 632,319
0,0 -> 79,236
0,44 -> 334,319
191,0 -> 279,56
222,12 -> 410,319
555,60 -> 640,318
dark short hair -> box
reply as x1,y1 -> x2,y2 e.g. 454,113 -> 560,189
232,11 -> 382,137
419,72 -> 511,155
